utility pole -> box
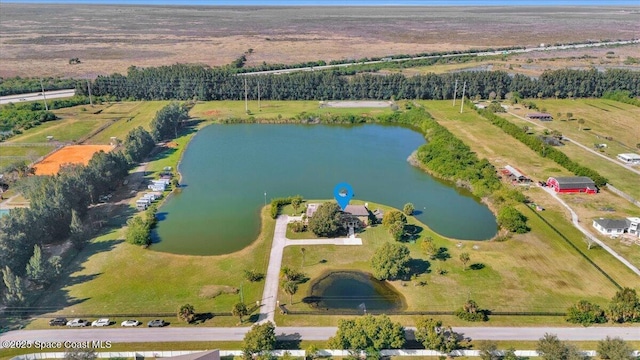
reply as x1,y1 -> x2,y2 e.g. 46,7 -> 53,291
40,79 -> 48,111
460,81 -> 466,114
452,79 -> 458,106
257,81 -> 261,110
87,80 -> 93,106
244,78 -> 248,113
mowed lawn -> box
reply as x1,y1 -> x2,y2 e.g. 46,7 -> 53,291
87,101 -> 170,144
508,98 -> 640,153
28,206 -> 275,329
500,110 -> 640,200
0,145 -> 55,167
278,196 -> 628,326
191,100 -> 394,121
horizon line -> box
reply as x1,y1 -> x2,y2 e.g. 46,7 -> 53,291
3,1 -> 639,6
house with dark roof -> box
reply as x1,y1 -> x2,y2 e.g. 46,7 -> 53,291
526,113 -> 553,121
343,204 -> 370,228
593,217 -> 640,239
592,218 -> 629,237
546,176 -> 597,194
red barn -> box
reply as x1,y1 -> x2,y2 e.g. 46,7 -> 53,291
546,176 -> 597,194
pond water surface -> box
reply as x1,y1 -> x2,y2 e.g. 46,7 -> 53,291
152,124 -> 497,255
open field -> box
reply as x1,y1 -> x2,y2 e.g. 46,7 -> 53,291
1,4 -> 638,77
381,44 -> 640,78
33,144 -> 113,175
278,199 -> 634,325
191,100 -> 394,121
0,145 -> 55,168
420,100 -> 640,271
86,101 -> 170,144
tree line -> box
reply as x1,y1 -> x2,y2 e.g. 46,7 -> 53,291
0,102 -> 187,307
475,106 -> 608,187
83,64 -> 640,101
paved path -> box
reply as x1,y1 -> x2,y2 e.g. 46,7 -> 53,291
540,186 -> 640,277
2,326 -> 639,344
257,216 -> 362,324
508,112 -> 640,176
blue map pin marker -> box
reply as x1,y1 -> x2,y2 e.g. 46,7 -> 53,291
334,182 -> 354,210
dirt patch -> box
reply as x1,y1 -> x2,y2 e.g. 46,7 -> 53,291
198,285 -> 239,299
33,144 -> 114,175
203,110 -> 222,116
166,141 -> 179,149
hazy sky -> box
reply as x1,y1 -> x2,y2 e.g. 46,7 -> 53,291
4,0 -> 639,5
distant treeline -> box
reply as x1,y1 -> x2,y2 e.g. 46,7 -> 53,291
0,77 -> 83,97
83,65 -> 640,101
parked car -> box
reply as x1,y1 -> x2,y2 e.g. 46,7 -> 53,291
121,319 -> 141,327
91,318 -> 110,327
49,317 -> 67,326
147,319 -> 166,327
66,319 -> 89,327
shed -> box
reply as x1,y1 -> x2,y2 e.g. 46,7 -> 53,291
546,176 -> 597,194
617,153 -> 640,165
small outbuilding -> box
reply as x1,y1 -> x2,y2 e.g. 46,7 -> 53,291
306,203 -> 320,218
546,176 -> 597,194
617,153 -> 640,165
503,165 -> 532,184
526,113 -> 553,121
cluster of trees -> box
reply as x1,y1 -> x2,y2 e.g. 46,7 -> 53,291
125,205 -> 157,246
566,287 -> 640,326
0,76 -> 81,96
0,102 -> 186,307
395,108 -> 502,199
328,315 -> 405,358
0,96 -> 93,140
84,64 -> 640,102
497,206 -> 530,234
270,195 -> 303,219
382,210 -> 407,241
476,107 -> 608,187
370,242 -> 411,281
149,102 -> 189,141
602,90 -> 640,107
308,202 -> 343,237
454,299 -> 489,322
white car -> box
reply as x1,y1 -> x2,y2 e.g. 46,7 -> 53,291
66,319 -> 89,327
91,318 -> 110,327
120,319 -> 140,327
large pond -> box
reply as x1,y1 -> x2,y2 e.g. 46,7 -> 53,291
152,124 -> 497,255
303,270 -> 405,312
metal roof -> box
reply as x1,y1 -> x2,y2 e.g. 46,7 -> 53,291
505,165 -> 527,179
593,218 -> 630,230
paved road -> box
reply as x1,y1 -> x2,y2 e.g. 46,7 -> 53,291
239,40 -> 639,76
257,216 -> 363,324
2,326 -> 639,345
508,112 -> 640,177
540,186 -> 640,277
0,89 -> 76,105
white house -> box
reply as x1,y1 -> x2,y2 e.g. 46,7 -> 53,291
592,217 -> 640,238
617,153 -> 640,165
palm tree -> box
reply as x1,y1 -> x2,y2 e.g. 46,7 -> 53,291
232,302 -> 248,324
460,252 -> 470,270
300,247 -> 306,268
283,281 -> 298,304
178,304 -> 195,323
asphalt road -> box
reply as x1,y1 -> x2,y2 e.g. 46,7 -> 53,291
1,326 -> 639,345
239,39 -> 639,76
0,89 -> 76,105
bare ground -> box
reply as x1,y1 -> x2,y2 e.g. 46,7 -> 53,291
1,4 -> 638,78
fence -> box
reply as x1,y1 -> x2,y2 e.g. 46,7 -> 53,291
11,349 -> 640,360
607,183 -> 640,208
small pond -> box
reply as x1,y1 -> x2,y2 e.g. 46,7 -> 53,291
303,270 -> 405,312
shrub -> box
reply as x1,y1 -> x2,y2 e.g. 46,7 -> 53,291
566,300 -> 605,326
497,206 -> 529,233
243,269 -> 264,282
454,299 -> 488,322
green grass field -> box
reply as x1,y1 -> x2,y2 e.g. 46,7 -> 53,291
277,196 -> 633,327
191,100 -> 394,121
86,101 -> 170,144
0,145 -> 55,168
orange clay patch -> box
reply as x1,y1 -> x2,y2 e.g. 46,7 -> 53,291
166,141 -> 179,148
34,145 -> 114,175
203,110 -> 221,116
